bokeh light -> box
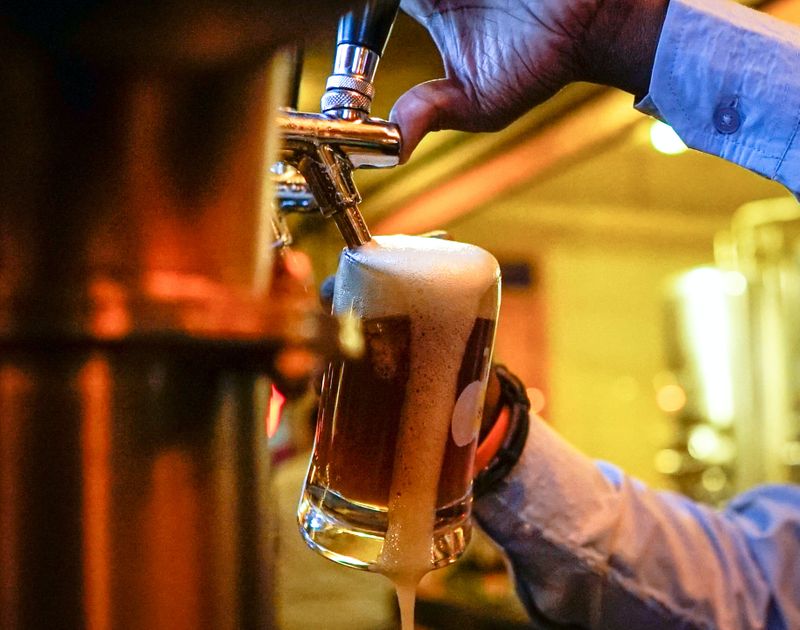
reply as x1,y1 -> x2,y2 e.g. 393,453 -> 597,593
650,120 -> 688,155
656,384 -> 687,413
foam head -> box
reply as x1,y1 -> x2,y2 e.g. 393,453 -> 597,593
333,235 -> 500,321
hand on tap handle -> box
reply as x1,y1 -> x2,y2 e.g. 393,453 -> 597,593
390,0 -> 669,161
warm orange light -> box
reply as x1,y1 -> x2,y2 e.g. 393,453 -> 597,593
144,271 -> 217,301
1,367 -> 27,622
145,451 -> 200,629
266,384 -> 286,438
79,358 -> 112,630
526,387 -> 547,415
89,279 -> 132,339
282,249 -> 314,283
656,384 -> 687,413
274,347 -> 316,381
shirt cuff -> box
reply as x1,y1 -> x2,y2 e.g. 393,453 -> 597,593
635,0 -> 800,195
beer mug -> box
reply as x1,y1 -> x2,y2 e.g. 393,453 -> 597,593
298,235 -> 501,575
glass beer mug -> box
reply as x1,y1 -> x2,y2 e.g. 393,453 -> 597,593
298,235 -> 501,574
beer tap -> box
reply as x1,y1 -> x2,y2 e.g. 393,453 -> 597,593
276,0 -> 402,249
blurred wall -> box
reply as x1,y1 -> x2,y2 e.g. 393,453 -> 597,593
451,208 -> 715,489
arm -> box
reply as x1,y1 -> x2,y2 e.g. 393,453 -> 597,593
391,0 -> 668,160
474,416 -> 800,629
636,0 -> 800,195
393,0 -> 800,195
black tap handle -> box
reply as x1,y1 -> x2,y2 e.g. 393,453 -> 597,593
337,0 -> 400,56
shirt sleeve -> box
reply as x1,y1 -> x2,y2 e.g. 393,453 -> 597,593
635,0 -> 800,196
473,415 -> 800,629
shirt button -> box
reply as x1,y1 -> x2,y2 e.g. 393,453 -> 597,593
714,103 -> 741,134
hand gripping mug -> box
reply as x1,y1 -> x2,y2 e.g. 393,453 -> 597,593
298,235 -> 501,577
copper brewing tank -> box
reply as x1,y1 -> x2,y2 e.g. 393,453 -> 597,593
0,3 -> 346,628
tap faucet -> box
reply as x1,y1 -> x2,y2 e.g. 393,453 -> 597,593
276,0 -> 401,249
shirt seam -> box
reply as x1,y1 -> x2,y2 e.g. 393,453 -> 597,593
686,129 -> 785,161
775,78 -> 800,178
667,5 -> 689,131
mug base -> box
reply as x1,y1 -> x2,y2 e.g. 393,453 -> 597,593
297,484 -> 472,571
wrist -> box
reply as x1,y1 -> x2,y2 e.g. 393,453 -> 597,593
474,406 -> 511,473
473,365 -> 531,498
580,0 -> 670,98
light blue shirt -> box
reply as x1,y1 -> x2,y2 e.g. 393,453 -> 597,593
476,418 -> 800,629
476,1 -> 800,627
637,0 -> 800,196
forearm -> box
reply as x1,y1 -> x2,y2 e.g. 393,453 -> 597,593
474,416 -> 800,629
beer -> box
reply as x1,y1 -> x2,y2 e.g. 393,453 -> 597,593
298,235 -> 500,576
307,314 -> 495,514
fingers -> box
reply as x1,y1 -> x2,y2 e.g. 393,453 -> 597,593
389,78 -> 471,163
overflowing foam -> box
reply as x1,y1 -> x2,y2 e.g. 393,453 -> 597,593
333,235 -> 500,630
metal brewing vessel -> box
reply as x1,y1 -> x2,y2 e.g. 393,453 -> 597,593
0,3 -> 343,627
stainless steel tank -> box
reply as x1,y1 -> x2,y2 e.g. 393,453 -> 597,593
660,197 -> 800,503
0,3 -> 347,627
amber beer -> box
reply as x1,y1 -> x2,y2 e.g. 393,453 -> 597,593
298,235 -> 501,571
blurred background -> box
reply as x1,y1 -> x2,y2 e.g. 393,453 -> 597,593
272,0 -> 800,627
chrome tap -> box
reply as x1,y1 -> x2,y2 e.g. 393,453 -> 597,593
276,0 -> 401,249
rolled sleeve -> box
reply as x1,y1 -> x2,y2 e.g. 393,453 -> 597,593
636,0 -> 800,195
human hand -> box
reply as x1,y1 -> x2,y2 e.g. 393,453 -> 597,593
391,0 -> 669,160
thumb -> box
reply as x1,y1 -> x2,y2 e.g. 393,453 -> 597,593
390,78 -> 471,163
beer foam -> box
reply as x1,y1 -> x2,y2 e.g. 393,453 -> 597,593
334,235 -> 500,321
333,235 -> 500,626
